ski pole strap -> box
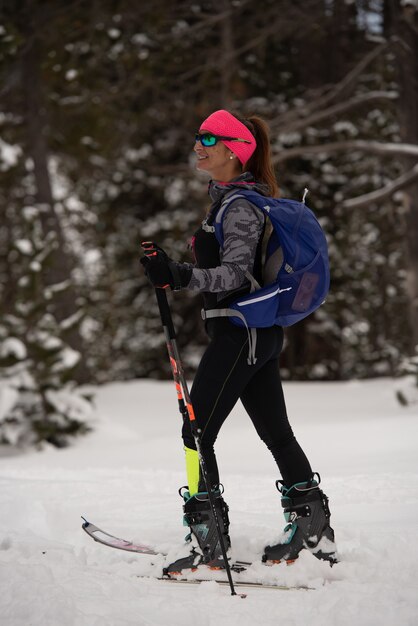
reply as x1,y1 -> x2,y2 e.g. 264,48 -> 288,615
201,308 -> 257,365
155,288 -> 176,339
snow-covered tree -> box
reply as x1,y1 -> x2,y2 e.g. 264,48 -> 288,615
0,205 -> 92,447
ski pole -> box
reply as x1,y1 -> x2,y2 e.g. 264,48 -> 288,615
153,286 -> 237,596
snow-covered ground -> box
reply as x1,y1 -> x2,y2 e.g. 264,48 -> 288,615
1,378 -> 417,626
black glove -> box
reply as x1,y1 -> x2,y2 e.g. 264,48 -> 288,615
140,241 -> 192,290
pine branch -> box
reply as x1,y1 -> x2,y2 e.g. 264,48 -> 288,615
270,40 -> 390,130
272,91 -> 398,135
341,163 -> 418,210
273,140 -> 418,163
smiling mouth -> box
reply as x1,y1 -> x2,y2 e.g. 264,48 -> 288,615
197,155 -> 208,160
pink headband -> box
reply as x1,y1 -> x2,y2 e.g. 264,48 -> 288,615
199,110 -> 256,165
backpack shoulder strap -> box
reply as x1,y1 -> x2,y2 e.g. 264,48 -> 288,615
213,190 -> 268,292
213,192 -> 248,247
214,190 -> 267,248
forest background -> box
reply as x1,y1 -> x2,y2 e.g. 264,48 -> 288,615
0,0 -> 417,447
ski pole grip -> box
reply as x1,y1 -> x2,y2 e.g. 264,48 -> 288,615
155,288 -> 176,339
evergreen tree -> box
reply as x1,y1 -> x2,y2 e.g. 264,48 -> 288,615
0,205 -> 92,447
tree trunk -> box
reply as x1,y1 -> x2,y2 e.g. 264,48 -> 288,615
219,0 -> 234,107
20,5 -> 90,382
390,1 -> 418,351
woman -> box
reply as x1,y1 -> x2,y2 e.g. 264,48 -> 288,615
141,110 -> 337,574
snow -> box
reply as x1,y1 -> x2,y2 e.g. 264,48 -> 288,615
51,347 -> 80,370
15,239 -> 34,255
0,383 -> 19,422
45,388 -> 93,423
65,69 -> 78,81
22,206 -> 39,221
0,378 -> 417,625
0,138 -> 22,171
107,28 -> 121,39
0,338 -> 27,360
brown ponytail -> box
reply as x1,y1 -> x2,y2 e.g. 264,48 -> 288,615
232,113 -> 280,198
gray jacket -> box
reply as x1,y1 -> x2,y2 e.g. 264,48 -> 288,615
187,175 -> 268,303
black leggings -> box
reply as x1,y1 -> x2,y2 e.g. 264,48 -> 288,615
182,319 -> 313,491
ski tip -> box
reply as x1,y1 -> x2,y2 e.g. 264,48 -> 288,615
81,516 -> 90,527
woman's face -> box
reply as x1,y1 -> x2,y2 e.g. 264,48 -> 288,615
194,130 -> 241,180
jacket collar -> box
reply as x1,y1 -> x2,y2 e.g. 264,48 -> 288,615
208,172 -> 269,203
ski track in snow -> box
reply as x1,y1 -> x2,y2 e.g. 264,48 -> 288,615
0,378 -> 417,626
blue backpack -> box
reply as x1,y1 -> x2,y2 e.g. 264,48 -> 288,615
211,189 -> 330,329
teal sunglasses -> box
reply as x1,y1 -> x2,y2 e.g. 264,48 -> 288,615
195,132 -> 251,147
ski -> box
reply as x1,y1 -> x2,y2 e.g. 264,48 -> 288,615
82,518 -> 314,593
154,577 -> 312,592
81,517 -> 162,555
81,518 -> 245,568
81,518 -> 252,570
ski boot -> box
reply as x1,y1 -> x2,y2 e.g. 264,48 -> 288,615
164,486 -> 231,576
263,474 -> 338,566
